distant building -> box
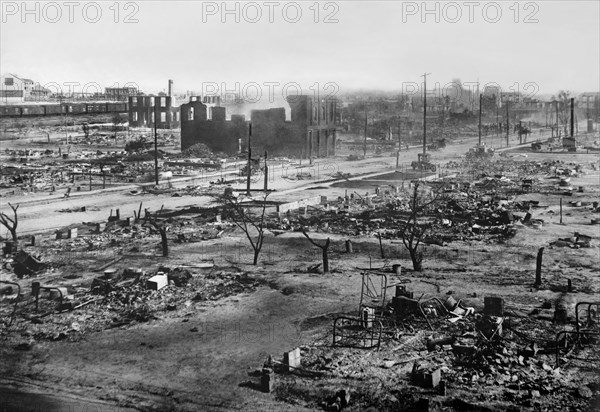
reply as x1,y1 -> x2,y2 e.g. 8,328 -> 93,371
180,95 -> 339,157
180,98 -> 247,153
499,91 -> 521,104
128,95 -> 180,129
1,73 -> 51,103
105,87 -> 138,101
578,92 -> 600,110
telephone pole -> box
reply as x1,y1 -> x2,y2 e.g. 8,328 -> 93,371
247,123 -> 252,195
478,93 -> 482,145
555,100 -> 559,136
421,72 -> 431,154
587,97 -> 591,132
496,98 -> 499,144
397,118 -> 402,151
506,99 -> 510,147
363,104 -> 368,157
570,97 -> 575,138
263,150 -> 268,192
153,104 -> 159,185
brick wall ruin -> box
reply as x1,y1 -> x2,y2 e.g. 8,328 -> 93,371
128,96 -> 180,129
180,95 -> 339,157
180,100 -> 246,153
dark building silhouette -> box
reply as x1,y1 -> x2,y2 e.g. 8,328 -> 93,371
180,99 -> 246,154
180,95 -> 339,157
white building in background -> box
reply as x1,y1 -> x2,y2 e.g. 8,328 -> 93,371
0,73 -> 51,104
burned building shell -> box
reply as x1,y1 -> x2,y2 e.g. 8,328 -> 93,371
128,96 -> 180,129
180,95 -> 339,157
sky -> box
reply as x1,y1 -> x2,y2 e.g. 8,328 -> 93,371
1,0 -> 599,100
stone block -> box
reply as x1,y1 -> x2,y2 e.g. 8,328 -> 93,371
68,228 -> 78,239
147,274 -> 168,291
261,368 -> 274,392
104,269 -> 118,280
283,347 -> 301,371
426,368 -> 442,388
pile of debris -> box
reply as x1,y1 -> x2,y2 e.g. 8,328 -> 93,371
1,264 -> 268,345
179,143 -> 217,159
268,288 -> 600,411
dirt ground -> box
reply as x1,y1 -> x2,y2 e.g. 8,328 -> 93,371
1,126 -> 599,411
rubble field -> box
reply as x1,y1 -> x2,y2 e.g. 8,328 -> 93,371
1,145 -> 599,411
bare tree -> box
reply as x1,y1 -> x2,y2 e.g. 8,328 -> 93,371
215,191 -> 270,265
0,203 -> 19,243
146,206 -> 169,257
552,90 -> 572,135
301,229 -> 331,273
398,182 -> 446,272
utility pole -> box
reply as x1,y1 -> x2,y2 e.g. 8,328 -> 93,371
478,93 -> 482,146
506,99 -> 510,147
247,123 -> 252,195
496,99 -> 499,148
421,72 -> 430,154
263,150 -> 268,192
396,118 -> 401,168
587,97 -> 590,133
59,95 -> 68,145
153,103 -> 159,185
441,99 -> 445,142
555,100 -> 559,137
363,104 -> 367,157
397,118 -> 401,151
570,97 -> 575,138
519,120 -> 523,144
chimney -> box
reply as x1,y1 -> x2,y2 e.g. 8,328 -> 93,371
168,79 -> 173,97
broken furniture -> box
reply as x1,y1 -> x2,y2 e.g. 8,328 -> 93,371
333,315 -> 382,350
419,296 -> 474,330
411,363 -> 442,388
359,271 -> 388,317
576,301 -> 600,333
13,250 -> 46,278
31,282 -> 66,312
555,302 -> 600,366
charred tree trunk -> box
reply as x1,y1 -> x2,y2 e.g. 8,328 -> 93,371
148,213 -> 168,258
0,203 -> 19,243
535,247 -> 544,286
302,230 -> 331,273
253,248 -> 260,265
6,227 -> 17,243
322,238 -> 330,272
345,240 -> 353,253
378,233 -> 385,258
159,227 -> 168,257
410,248 -> 423,272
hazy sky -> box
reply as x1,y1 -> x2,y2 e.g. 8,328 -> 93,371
1,0 -> 599,99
